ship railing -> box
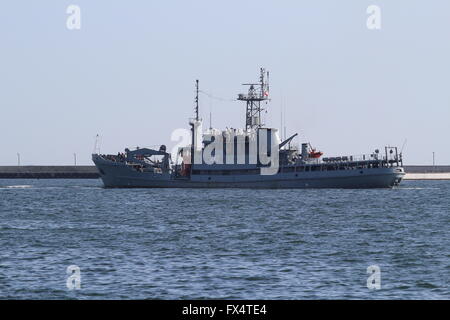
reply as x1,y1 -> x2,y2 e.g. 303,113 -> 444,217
97,154 -> 127,163
237,93 -> 268,101
320,153 -> 402,167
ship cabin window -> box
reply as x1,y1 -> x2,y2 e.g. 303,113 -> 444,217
192,169 -> 261,175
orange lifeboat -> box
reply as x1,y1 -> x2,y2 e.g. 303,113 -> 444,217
309,149 -> 323,159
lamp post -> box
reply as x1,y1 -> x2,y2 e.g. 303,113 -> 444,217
432,152 -> 435,172
17,153 -> 20,166
74,153 -> 77,166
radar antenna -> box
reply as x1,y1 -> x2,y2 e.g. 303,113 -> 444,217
237,68 -> 270,130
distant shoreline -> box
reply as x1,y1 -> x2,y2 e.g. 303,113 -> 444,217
0,165 -> 449,180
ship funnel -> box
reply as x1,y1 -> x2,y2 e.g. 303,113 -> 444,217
301,143 -> 309,159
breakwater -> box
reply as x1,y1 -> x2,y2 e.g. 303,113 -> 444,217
403,166 -> 450,180
404,173 -> 450,180
0,166 -> 99,179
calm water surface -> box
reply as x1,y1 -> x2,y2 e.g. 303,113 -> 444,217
0,179 -> 448,299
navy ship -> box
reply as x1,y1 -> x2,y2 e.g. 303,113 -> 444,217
92,69 -> 405,188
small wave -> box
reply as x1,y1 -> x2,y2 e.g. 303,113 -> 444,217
70,186 -> 103,189
397,187 -> 440,190
1,185 -> 33,189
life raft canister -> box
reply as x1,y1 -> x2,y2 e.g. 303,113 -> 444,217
180,162 -> 191,176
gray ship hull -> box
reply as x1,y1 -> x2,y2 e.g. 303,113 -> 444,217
93,156 -> 405,189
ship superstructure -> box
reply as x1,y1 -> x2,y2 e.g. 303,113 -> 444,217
92,69 -> 405,188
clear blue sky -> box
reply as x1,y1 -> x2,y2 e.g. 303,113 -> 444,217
1,0 -> 449,165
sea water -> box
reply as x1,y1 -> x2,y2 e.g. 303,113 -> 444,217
0,179 -> 448,299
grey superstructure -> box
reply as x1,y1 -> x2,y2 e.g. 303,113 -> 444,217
92,69 -> 405,188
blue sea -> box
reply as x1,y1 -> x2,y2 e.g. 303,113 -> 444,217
0,179 -> 448,299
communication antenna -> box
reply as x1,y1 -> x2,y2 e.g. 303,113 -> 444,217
93,134 -> 101,154
209,89 -> 213,129
400,139 -> 407,154
209,111 -> 212,130
280,95 -> 283,141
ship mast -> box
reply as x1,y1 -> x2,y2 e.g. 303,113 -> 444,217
188,79 -> 201,166
238,68 -> 270,131
195,79 -> 199,121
